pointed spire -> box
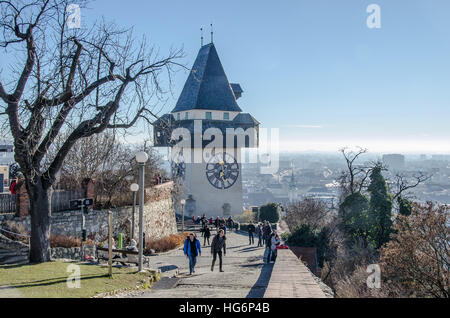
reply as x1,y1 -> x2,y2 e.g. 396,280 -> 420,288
172,43 -> 242,113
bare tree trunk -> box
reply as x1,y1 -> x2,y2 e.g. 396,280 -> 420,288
28,179 -> 52,263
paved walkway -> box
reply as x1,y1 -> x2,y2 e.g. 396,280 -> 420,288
132,230 -> 273,298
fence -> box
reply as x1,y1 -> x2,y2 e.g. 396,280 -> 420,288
0,193 -> 17,213
0,189 -> 85,214
51,189 -> 85,212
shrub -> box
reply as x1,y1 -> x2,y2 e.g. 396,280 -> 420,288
259,203 -> 281,223
379,202 -> 449,298
144,232 -> 189,254
284,224 -> 331,267
334,264 -> 388,298
50,234 -> 94,248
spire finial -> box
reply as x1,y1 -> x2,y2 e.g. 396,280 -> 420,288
210,23 -> 213,43
200,27 -> 203,46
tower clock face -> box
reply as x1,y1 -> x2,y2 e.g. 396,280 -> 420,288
205,152 -> 239,189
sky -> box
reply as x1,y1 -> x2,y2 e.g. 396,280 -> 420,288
2,0 -> 450,154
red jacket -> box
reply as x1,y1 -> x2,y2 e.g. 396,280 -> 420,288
10,181 -> 17,194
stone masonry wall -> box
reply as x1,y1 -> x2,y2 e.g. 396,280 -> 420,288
0,181 -> 177,244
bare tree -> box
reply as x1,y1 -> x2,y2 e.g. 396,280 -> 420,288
0,0 -> 183,262
390,171 -> 432,201
338,147 -> 371,201
285,198 -> 329,231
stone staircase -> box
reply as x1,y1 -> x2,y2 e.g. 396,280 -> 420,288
0,233 -> 29,265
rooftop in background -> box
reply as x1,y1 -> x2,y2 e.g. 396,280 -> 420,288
172,43 -> 242,113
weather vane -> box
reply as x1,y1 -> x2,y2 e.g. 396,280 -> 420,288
210,23 -> 213,43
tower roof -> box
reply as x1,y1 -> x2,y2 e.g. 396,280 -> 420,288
172,43 -> 242,113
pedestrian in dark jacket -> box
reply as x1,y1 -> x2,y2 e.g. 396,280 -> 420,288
183,233 -> 202,275
200,214 -> 207,237
211,229 -> 226,272
247,221 -> 256,245
203,226 -> 211,246
263,221 -> 272,244
256,223 -> 263,247
264,231 -> 273,263
214,216 -> 220,229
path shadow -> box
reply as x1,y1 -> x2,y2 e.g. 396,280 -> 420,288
5,274 -> 108,289
227,244 -> 248,250
237,246 -> 260,253
245,263 -> 274,298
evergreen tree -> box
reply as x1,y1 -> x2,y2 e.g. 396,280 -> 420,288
338,192 -> 371,247
259,203 -> 281,223
397,196 -> 413,216
368,165 -> 393,248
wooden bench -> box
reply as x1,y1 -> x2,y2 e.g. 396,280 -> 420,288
96,247 -> 139,265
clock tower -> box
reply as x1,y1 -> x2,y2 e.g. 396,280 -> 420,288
154,42 -> 259,217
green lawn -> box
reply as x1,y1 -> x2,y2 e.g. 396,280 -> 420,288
0,261 -> 157,298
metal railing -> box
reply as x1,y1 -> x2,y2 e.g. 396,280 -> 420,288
0,227 -> 30,246
0,193 -> 17,214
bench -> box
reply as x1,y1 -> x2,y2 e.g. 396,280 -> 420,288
96,247 -> 139,265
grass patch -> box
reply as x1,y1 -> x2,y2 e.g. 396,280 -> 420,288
0,260 -> 156,298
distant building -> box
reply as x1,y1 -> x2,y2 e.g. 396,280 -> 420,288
0,165 -> 8,192
431,154 -> 450,161
0,144 -> 14,165
382,154 -> 405,171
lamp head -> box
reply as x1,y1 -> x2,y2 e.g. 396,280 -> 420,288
130,183 -> 139,192
180,199 -> 186,205
135,151 -> 149,163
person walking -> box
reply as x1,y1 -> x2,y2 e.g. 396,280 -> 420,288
263,221 -> 272,245
270,231 -> 281,263
247,221 -> 256,245
183,233 -> 202,275
227,216 -> 234,231
203,225 -> 211,246
211,229 -> 226,272
264,231 -> 273,263
214,216 -> 220,229
219,217 -> 227,235
200,214 -> 207,237
256,223 -> 263,247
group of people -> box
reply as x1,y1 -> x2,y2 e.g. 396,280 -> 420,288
184,217 -> 282,275
247,220 -> 281,263
183,229 -> 226,275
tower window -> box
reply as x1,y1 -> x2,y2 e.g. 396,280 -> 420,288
177,113 -> 180,120
223,112 -> 229,120
185,112 -> 189,119
205,112 -> 212,120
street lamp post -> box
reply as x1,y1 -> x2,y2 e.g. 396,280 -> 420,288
130,183 -> 139,240
135,151 -> 148,272
180,199 -> 186,233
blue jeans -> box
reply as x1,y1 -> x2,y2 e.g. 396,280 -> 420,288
188,254 -> 197,274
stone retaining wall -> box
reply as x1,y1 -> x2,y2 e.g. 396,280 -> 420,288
0,182 -> 177,243
50,246 -> 96,260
